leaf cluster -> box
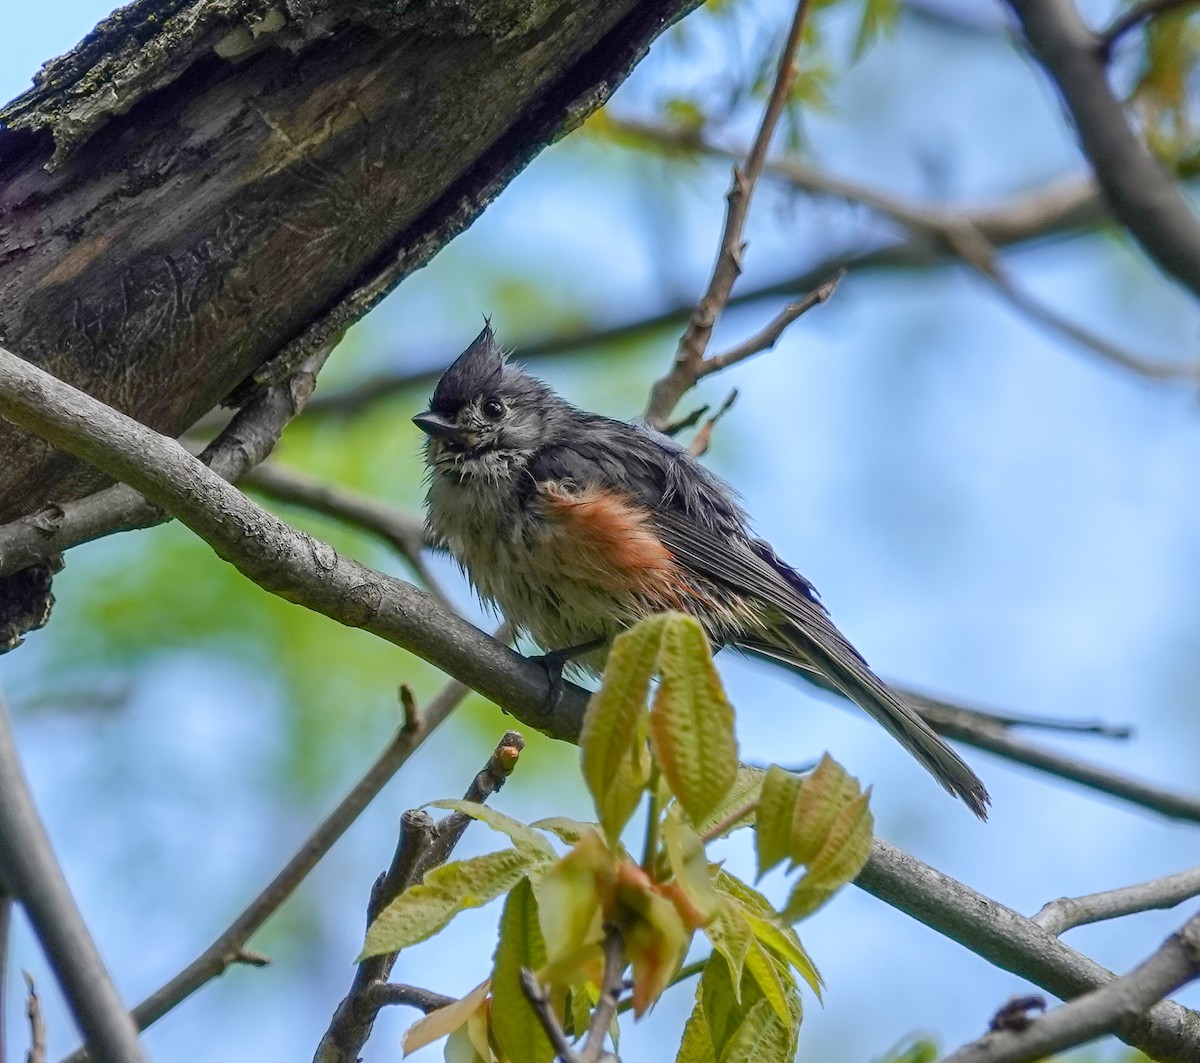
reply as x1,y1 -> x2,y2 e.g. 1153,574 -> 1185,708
359,613 -> 874,1062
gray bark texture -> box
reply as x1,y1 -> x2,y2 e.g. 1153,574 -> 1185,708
0,0 -> 698,523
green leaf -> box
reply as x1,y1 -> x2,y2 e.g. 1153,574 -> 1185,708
853,0 -> 899,60
361,848 -> 535,958
491,879 -> 554,1063
401,979 -> 490,1055
581,616 -> 664,840
532,816 -> 599,846
754,765 -> 804,878
789,754 -> 861,867
703,899 -> 753,999
431,800 -> 557,861
713,870 -> 821,996
664,809 -> 720,926
533,830 -> 606,966
717,996 -> 794,1063
699,954 -> 749,1061
675,987 -> 717,1063
650,614 -> 738,825
742,940 -> 795,1025
693,765 -> 765,839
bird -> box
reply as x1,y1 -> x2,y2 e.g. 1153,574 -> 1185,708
413,325 -> 989,818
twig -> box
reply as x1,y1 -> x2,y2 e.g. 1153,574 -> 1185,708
0,345 -> 593,751
616,118 -> 1197,383
941,909 -> 1200,1063
240,463 -> 451,610
57,668 -> 488,1063
1033,867 -> 1200,937
0,345 -> 332,580
581,926 -> 626,1062
855,838 -> 1200,1062
520,969 -> 583,1063
0,695 -> 147,1063
645,0 -> 817,427
1100,0 -> 1200,53
908,691 -> 1200,823
315,729 -> 525,1063
1008,0 -> 1200,301
301,175 -> 1104,421
361,982 -> 456,1013
23,973 -> 45,1063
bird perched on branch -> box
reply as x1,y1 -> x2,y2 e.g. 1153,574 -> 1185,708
414,325 -> 989,818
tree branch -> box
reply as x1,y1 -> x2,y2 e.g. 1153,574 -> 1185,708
315,730 -> 525,1063
1008,0 -> 1200,300
645,0 -> 818,427
0,346 -> 332,581
0,695 -> 147,1063
23,974 -> 46,1063
0,344 -> 592,749
856,839 -> 1200,1062
941,909 -> 1200,1063
57,667 -> 490,1063
1033,867 -> 1200,936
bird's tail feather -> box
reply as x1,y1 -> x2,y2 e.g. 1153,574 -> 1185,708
741,635 -> 990,820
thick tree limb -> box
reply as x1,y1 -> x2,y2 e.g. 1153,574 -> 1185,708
0,0 -> 701,523
856,840 -> 1200,1062
940,909 -> 1200,1063
0,695 -> 147,1063
1033,867 -> 1200,937
1008,0 -> 1200,299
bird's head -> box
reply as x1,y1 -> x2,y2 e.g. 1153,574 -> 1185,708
413,324 -> 564,476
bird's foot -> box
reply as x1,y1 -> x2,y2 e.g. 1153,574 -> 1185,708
529,637 -> 607,710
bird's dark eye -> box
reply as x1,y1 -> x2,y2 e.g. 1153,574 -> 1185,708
481,397 -> 504,420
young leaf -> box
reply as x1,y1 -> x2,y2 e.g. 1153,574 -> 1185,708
614,860 -> 692,1016
789,754 -> 859,867
699,953 -> 758,1061
754,765 -> 804,879
742,939 -> 796,1025
692,764 -> 765,839
718,996 -> 795,1063
703,899 -> 753,999
444,1024 -> 489,1063
531,816 -> 599,846
581,616 -> 664,840
675,988 -> 717,1063
650,614 -> 738,825
431,799 -> 557,861
491,879 -> 555,1063
401,979 -> 490,1055
361,848 -> 536,959
533,829 -> 608,968
663,809 -> 720,927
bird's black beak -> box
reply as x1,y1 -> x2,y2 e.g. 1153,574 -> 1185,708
413,411 -> 467,445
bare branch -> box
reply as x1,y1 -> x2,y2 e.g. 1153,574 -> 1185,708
520,968 -> 584,1063
57,668 -> 487,1063
688,389 -> 739,458
0,695 -> 147,1063
361,983 -> 456,1014
1008,0 -> 1200,299
1033,867 -> 1200,937
240,463 -> 451,611
0,345 -> 593,751
316,730 -> 526,1063
581,927 -> 625,1063
1,885 -> 9,1063
23,973 -> 45,1063
941,909 -> 1200,1063
302,175 -> 1105,421
617,119 -> 1196,382
0,345 -> 332,580
855,839 -> 1200,1062
645,0 -> 817,427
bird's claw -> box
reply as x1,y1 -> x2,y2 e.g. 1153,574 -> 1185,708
528,637 -> 606,711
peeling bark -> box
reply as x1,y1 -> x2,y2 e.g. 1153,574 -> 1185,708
0,0 -> 699,525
